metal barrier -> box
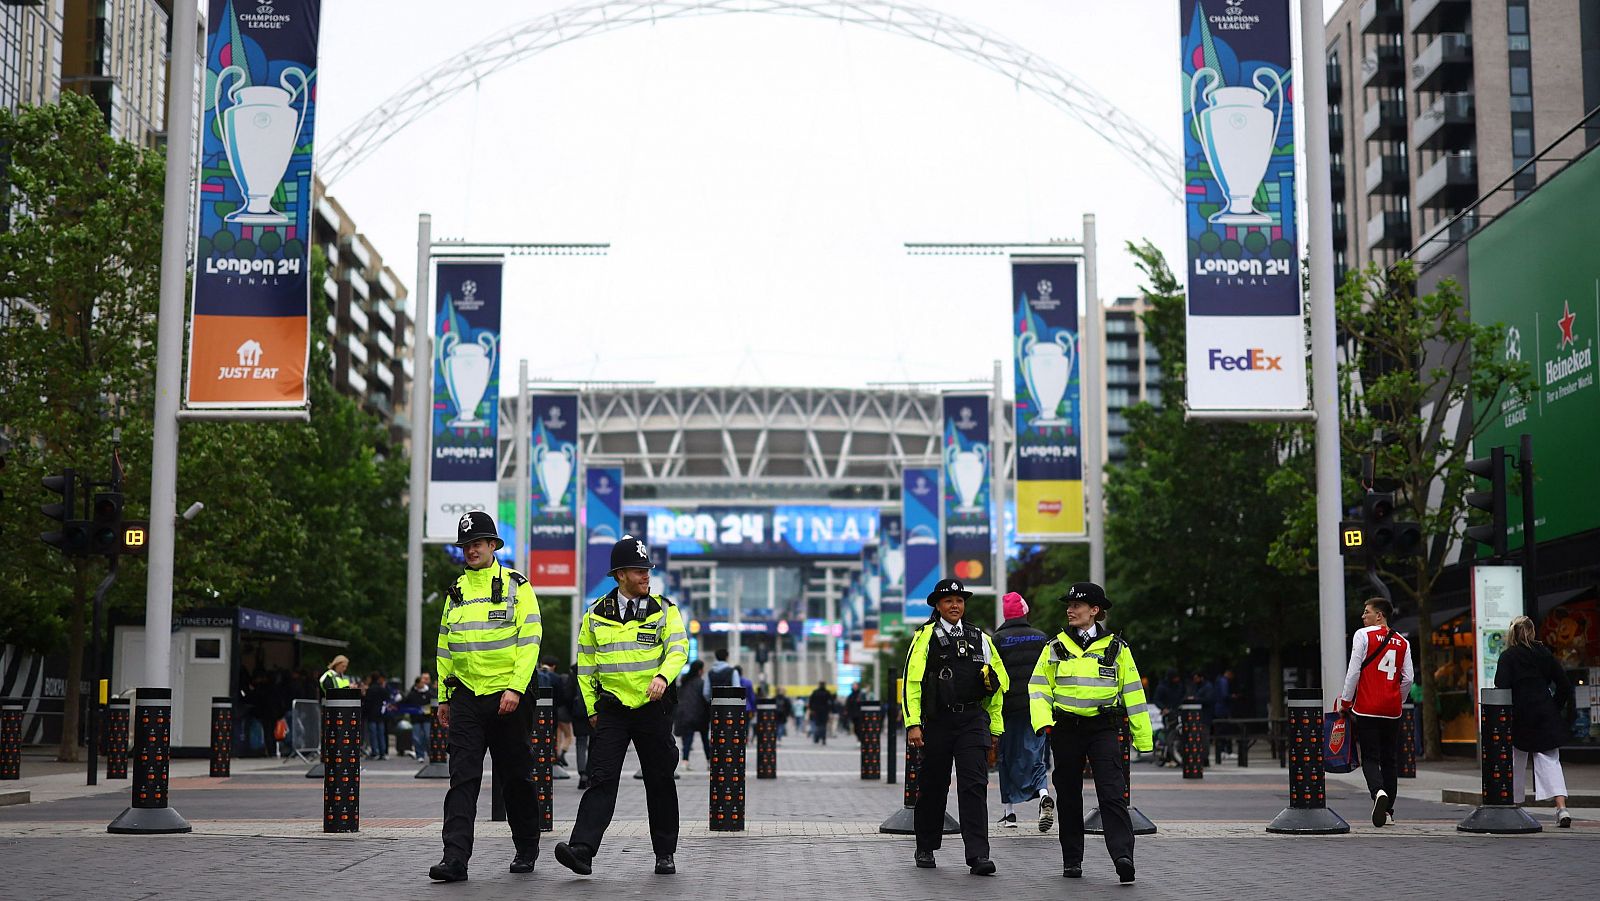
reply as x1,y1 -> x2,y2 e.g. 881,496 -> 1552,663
1265,689 -> 1348,834
321,688 -> 362,833
1085,710 -> 1157,836
1180,703 -> 1204,779
1458,688 -> 1542,834
1400,702 -> 1417,779
709,686 -> 747,831
107,687 -> 192,834
533,686 -> 556,832
209,697 -> 232,778
416,709 -> 450,778
105,698 -> 130,780
754,699 -> 778,779
290,698 -> 320,763
0,703 -> 21,780
858,703 -> 882,780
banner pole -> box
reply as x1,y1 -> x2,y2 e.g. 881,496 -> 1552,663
573,459 -> 586,668
1082,214 -> 1106,586
405,213 -> 432,685
991,358 -> 1006,627
515,361 -> 531,576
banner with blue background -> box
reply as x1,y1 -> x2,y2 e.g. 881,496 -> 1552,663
526,393 -> 579,589
584,467 -> 623,600
902,467 -> 940,624
425,260 -> 503,539
942,394 -> 993,590
1012,260 -> 1085,539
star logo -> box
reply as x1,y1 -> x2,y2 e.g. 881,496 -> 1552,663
1558,300 -> 1577,347
459,513 -> 474,531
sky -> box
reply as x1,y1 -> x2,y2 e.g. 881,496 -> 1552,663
312,0 -> 1335,391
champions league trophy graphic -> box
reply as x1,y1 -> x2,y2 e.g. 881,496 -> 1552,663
1017,280 -> 1078,426
1191,64 -> 1284,226
883,546 -> 905,589
438,285 -> 498,430
215,65 -> 310,225
534,443 -> 575,510
946,442 -> 989,513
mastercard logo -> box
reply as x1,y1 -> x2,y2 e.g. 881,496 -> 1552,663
953,559 -> 985,579
1036,501 -> 1062,515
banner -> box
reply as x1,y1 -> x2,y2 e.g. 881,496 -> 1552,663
185,0 -> 322,408
942,394 -> 992,590
902,467 -> 939,624
425,260 -> 503,539
1179,0 -> 1307,411
628,505 -> 879,558
860,541 -> 881,625
526,393 -> 579,590
1012,261 -> 1086,539
879,512 -> 904,628
583,467 -> 623,600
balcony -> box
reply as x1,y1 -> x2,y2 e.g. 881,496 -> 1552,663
1414,92 -> 1475,151
1413,33 -> 1472,93
347,332 -> 369,365
1412,210 -> 1479,264
1363,99 -> 1407,141
1416,152 -> 1477,209
1362,44 -> 1405,88
347,366 -> 368,395
378,269 -> 401,299
1366,208 -> 1412,250
1333,209 -> 1348,246
322,274 -> 338,302
1331,159 -> 1346,196
1409,0 -> 1471,35
375,299 -> 396,330
1361,0 -> 1403,34
373,329 -> 396,360
372,363 -> 394,389
1365,152 -> 1409,195
348,301 -> 369,334
1330,110 -> 1345,145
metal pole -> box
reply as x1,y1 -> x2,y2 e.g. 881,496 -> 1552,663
142,0 -> 198,690
1299,0 -> 1347,700
1082,214 -> 1106,586
824,570 -> 837,688
1519,433 -> 1536,618
405,214 -> 432,685
990,358 -> 1006,627
573,462 -> 586,667
515,361 -> 531,576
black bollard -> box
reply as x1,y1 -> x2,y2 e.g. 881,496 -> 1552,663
1085,710 -> 1158,835
879,726 -> 959,835
1458,688 -> 1541,834
858,703 -> 882,780
709,686 -> 747,831
1265,689 -> 1349,834
0,703 -> 21,780
209,697 -> 232,778
533,686 -> 555,832
1400,702 -> 1417,779
755,699 -> 778,779
105,698 -> 130,780
321,688 -> 362,833
416,710 -> 450,778
1180,703 -> 1205,779
107,687 -> 192,834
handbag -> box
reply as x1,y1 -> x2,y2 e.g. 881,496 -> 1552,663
1323,710 -> 1359,774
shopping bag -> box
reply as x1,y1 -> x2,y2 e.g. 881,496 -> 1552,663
1323,710 -> 1359,774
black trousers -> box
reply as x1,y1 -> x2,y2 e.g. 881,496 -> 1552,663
442,689 -> 538,863
571,701 -> 679,857
914,708 -> 991,862
1052,718 -> 1133,866
1354,713 -> 1400,807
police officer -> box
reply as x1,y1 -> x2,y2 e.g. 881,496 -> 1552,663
319,655 -> 351,696
903,578 -> 1009,876
428,512 -> 543,883
555,534 -> 689,878
1029,582 -> 1152,885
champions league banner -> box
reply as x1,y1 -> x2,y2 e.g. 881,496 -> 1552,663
527,393 -> 579,590
425,260 -> 503,540
1012,261 -> 1086,539
860,541 -> 882,625
1180,0 -> 1308,411
184,0 -> 321,409
879,512 -> 905,628
584,467 -> 623,600
902,468 -> 939,624
942,394 -> 993,591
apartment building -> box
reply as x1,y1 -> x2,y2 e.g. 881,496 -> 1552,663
1,0 -> 65,114
1100,295 -> 1163,465
59,0 -> 170,148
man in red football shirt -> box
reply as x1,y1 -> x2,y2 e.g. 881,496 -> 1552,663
1337,597 -> 1414,828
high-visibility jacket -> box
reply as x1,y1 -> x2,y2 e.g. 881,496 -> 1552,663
576,590 -> 689,715
319,669 -> 351,696
901,620 -> 1009,736
1028,629 -> 1153,752
435,563 -> 542,703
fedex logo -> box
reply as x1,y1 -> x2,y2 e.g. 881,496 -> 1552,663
1208,348 -> 1283,372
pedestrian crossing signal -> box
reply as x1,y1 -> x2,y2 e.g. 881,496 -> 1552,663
1339,521 -> 1365,556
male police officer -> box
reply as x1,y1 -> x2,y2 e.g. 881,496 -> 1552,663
903,578 -> 1009,876
555,535 -> 689,877
1029,582 -> 1152,885
428,512 -> 543,883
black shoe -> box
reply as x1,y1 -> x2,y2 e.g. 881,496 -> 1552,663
655,855 -> 676,875
914,850 -> 936,869
1114,856 -> 1136,884
968,858 -> 996,876
578,777 -> 589,790
554,842 -> 593,876
1063,866 -> 1083,879
509,851 -> 537,874
428,859 -> 468,882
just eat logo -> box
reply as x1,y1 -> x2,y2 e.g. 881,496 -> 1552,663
1207,348 -> 1283,371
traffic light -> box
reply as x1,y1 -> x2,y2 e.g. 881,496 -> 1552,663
90,491 -> 125,556
41,469 -> 90,556
1339,490 -> 1425,559
1363,491 -> 1396,556
1465,446 -> 1509,558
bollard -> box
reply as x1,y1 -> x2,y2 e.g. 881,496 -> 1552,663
1265,689 -> 1348,834
416,709 -> 450,779
105,698 -> 130,780
858,703 -> 882,780
1458,688 -> 1541,834
532,686 -> 555,832
0,703 -> 21,780
754,699 -> 778,779
209,697 -> 232,778
1400,702 -> 1417,779
1180,703 -> 1204,779
709,686 -> 747,831
321,688 -> 362,833
1085,710 -> 1158,836
107,688 -> 192,834
879,726 -> 959,835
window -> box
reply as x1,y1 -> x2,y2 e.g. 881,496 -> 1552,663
1513,127 -> 1534,160
1107,387 -> 1132,410
191,635 -> 225,664
1510,67 -> 1531,96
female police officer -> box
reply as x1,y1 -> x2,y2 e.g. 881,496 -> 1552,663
903,578 -> 1009,876
1029,582 -> 1152,885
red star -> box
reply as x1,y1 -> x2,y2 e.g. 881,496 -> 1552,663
1558,300 -> 1577,347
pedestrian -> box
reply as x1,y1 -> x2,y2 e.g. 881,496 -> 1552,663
362,672 -> 389,760
846,682 -> 865,741
808,681 -> 833,744
774,688 -> 793,740
555,534 -> 689,878
1213,668 -> 1234,756
319,654 -> 351,697
1151,669 -> 1184,767
702,648 -> 740,700
428,511 -> 543,883
1335,596 -> 1414,829
993,591 -> 1052,831
675,660 -> 711,769
1030,582 -> 1153,885
1187,671 -> 1215,764
403,674 -> 435,762
1495,615 -> 1576,827
904,578 -> 1008,876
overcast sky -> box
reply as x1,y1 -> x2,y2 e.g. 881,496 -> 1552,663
313,0 -> 1336,390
